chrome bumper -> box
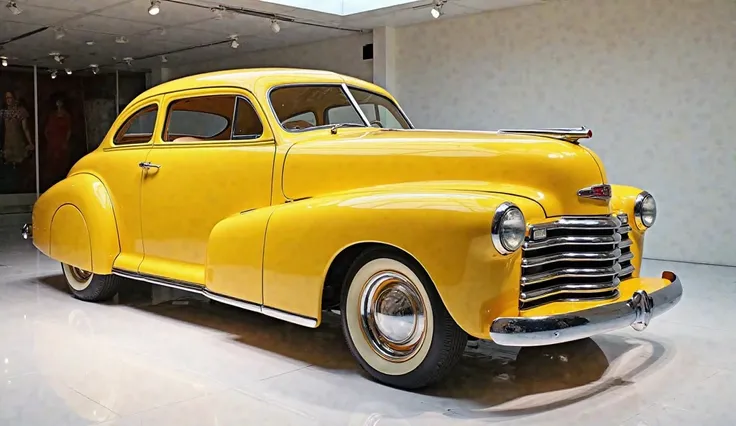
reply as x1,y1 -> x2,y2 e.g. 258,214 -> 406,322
21,223 -> 32,240
490,271 -> 682,347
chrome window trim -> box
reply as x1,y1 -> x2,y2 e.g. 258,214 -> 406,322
634,191 -> 655,230
266,82 -> 368,133
112,103 -> 160,147
491,202 -> 524,255
342,83 -> 371,126
231,95 -> 265,140
112,268 -> 318,328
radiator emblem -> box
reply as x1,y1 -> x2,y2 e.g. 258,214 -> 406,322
577,184 -> 612,201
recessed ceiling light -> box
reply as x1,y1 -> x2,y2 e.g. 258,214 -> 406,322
148,0 -> 160,16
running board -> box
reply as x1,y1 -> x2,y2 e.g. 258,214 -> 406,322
111,268 -> 318,328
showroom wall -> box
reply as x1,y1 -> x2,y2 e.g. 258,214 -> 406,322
393,0 -> 736,266
169,33 -> 373,82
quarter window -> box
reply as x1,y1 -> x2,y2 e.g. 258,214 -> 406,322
114,105 -> 158,145
164,95 -> 235,142
233,97 -> 264,139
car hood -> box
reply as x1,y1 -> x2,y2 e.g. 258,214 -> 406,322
281,128 -> 611,217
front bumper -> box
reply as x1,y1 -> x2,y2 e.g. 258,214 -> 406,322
490,271 -> 682,347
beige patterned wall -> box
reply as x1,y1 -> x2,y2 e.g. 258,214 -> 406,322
395,0 -> 736,266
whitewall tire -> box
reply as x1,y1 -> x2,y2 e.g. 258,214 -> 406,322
61,263 -> 121,302
340,247 -> 467,389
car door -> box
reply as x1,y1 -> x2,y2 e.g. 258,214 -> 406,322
101,100 -> 160,273
138,88 -> 275,302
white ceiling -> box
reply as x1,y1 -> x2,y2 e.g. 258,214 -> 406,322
0,0 -> 542,72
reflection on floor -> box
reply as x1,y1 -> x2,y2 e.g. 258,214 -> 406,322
0,225 -> 733,425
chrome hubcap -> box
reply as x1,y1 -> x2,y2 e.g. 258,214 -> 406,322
359,271 -> 426,362
69,266 -> 92,283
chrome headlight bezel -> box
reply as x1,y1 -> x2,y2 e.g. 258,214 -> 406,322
491,202 -> 526,255
634,191 -> 656,230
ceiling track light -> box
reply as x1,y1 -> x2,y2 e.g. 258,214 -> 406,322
160,55 -> 168,63
0,56 -> 7,67
50,69 -> 57,79
54,27 -> 66,40
90,64 -> 99,74
211,7 -> 224,20
6,1 -> 22,15
148,0 -> 160,16
65,68 -> 72,75
123,57 -> 133,67
229,34 -> 239,49
431,0 -> 447,19
115,36 -> 129,44
270,19 -> 281,34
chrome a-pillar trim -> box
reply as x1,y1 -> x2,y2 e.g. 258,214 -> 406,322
490,271 -> 682,347
111,268 -> 318,328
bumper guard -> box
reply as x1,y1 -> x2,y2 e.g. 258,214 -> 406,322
490,271 -> 682,347
21,223 -> 32,240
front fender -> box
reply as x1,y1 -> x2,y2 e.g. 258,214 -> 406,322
610,184 -> 647,277
261,189 -> 545,338
32,173 -> 120,274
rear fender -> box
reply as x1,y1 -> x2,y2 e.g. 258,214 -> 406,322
261,189 -> 545,338
33,173 -> 120,274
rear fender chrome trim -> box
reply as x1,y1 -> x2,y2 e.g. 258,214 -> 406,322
111,268 -> 318,328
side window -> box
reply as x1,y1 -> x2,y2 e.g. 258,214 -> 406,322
114,105 -> 158,145
233,97 -> 264,140
270,85 -> 363,131
164,95 -> 235,142
282,111 -> 316,131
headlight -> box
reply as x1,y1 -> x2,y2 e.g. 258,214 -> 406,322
492,203 -> 526,254
634,191 -> 656,229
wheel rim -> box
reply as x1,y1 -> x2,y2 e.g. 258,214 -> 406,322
64,264 -> 93,291
359,271 -> 427,362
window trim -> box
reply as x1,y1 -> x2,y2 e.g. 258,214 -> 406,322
267,83 -> 370,133
231,95 -> 265,141
112,103 -> 159,147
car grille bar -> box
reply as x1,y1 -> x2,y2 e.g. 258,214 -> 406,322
520,214 -> 635,310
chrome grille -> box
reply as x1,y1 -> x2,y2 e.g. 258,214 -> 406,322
520,214 -> 634,310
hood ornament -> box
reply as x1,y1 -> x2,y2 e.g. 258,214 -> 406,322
578,184 -> 611,201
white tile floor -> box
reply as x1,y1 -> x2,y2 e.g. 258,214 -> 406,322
0,225 -> 733,426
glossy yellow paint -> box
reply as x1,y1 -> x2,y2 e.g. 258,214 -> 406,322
611,184 -> 649,277
34,173 -> 119,273
32,68 -> 661,340
49,205 -> 92,271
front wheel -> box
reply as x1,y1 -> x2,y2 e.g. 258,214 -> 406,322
61,263 -> 121,302
340,248 -> 467,389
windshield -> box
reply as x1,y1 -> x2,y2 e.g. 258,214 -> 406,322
269,84 -> 411,132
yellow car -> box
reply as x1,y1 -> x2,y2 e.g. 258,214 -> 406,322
25,68 -> 682,389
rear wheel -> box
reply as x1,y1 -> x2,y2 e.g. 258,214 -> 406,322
61,263 -> 121,302
340,247 -> 467,389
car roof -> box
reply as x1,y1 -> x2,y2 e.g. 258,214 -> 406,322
131,68 -> 393,105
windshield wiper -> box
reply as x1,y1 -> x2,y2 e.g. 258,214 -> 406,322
330,122 -> 366,134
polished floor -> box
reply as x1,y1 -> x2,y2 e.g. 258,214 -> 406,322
0,225 -> 733,426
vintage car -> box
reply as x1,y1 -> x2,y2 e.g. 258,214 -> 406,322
25,68 -> 682,389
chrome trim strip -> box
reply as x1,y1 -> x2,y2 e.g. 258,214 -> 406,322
619,264 -> 635,277
531,216 -> 621,231
521,264 -> 622,286
491,271 -> 683,346
111,269 -> 317,328
21,223 -> 32,240
497,126 -> 592,144
342,83 -> 371,126
619,251 -> 635,262
619,239 -> 633,249
491,202 -> 523,255
523,233 -> 621,250
618,224 -> 632,233
521,249 -> 622,268
520,278 -> 621,302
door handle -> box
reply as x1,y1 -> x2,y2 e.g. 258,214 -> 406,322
138,161 -> 161,170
